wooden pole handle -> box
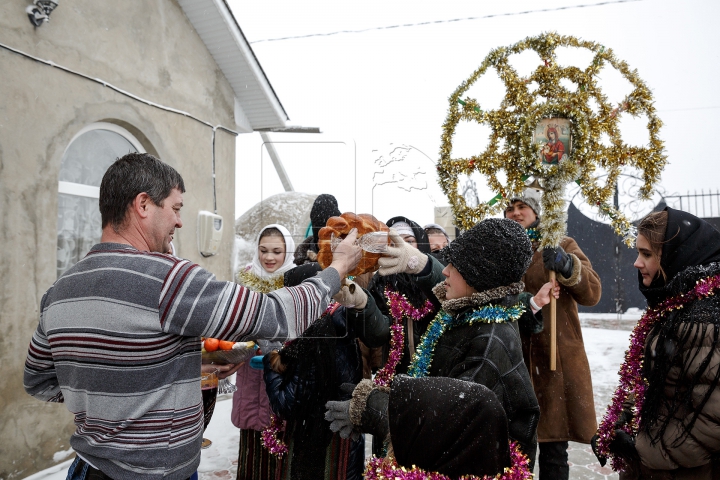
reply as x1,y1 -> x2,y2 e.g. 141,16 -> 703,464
549,270 -> 557,371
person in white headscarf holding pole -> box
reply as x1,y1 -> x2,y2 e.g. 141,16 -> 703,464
232,224 -> 296,480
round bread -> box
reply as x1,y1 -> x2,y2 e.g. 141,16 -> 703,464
317,212 -> 389,276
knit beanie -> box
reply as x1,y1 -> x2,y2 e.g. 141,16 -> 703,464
507,195 -> 541,217
310,194 -> 341,243
424,223 -> 449,236
440,218 -> 532,293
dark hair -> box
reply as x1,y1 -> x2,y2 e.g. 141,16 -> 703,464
637,210 -> 668,280
100,153 -> 185,230
259,227 -> 285,243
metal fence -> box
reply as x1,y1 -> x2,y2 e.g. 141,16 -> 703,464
568,181 -> 720,313
662,190 -> 720,219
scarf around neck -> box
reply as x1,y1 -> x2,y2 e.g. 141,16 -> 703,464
247,223 -> 296,280
432,281 -> 525,316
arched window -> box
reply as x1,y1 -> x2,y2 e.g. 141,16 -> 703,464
57,123 -> 144,277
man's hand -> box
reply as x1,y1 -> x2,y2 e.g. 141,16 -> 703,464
329,228 -> 363,279
542,246 -> 574,278
201,362 -> 243,379
378,229 -> 428,276
333,280 -> 368,309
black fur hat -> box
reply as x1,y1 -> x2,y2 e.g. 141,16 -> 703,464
440,218 -> 532,292
310,194 -> 341,243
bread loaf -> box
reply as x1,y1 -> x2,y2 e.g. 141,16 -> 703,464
317,212 -> 389,276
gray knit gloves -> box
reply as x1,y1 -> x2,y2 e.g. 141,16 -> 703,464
332,280 -> 368,309
378,229 -> 428,276
325,384 -> 360,441
325,379 -> 390,441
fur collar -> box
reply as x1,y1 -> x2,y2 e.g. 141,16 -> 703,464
432,281 -> 525,316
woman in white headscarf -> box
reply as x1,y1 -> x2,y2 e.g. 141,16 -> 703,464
237,224 -> 297,290
232,224 -> 296,480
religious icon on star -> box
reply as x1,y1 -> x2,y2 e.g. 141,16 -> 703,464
534,118 -> 572,165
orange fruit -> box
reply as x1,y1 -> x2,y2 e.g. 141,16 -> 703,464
204,338 -> 219,352
218,340 -> 235,351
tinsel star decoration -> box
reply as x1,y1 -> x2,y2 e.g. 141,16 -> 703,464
437,32 -> 666,247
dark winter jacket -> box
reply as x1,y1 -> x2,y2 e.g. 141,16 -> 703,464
352,256 -> 540,473
389,375 -> 513,478
425,292 -> 540,464
264,304 -> 387,480
621,262 -> 720,480
264,307 -> 364,418
356,255 -> 540,464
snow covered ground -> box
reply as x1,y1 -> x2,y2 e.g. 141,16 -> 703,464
564,327 -> 631,480
23,323 -> 635,480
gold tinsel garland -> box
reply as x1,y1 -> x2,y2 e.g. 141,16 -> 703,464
236,269 -> 285,293
437,32 -> 666,247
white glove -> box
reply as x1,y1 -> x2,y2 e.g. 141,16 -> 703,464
377,229 -> 428,276
332,280 -> 368,309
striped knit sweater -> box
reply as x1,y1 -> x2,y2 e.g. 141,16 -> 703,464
24,243 -> 340,480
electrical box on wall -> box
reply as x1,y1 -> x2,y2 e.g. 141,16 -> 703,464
198,211 -> 223,257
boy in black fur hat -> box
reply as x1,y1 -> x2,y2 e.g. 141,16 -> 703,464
326,218 -> 559,478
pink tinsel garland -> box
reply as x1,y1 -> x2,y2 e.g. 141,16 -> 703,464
385,288 -> 435,321
261,414 -> 287,456
373,288 -> 435,387
597,274 -> 720,471
363,441 -> 532,480
373,323 -> 404,387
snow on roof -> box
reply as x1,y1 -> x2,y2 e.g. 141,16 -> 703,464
178,0 -> 289,130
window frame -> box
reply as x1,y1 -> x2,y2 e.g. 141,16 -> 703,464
57,122 -> 146,198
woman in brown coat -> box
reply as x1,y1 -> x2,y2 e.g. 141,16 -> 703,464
506,195 -> 602,479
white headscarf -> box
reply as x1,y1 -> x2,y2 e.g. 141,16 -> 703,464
392,221 -> 415,238
246,224 -> 296,279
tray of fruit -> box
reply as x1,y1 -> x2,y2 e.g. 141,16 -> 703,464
201,338 -> 257,365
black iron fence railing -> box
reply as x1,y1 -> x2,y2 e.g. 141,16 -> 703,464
662,190 -> 720,219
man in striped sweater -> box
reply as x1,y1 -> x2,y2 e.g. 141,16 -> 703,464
24,153 -> 361,480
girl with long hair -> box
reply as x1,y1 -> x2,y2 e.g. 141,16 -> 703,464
594,208 -> 720,478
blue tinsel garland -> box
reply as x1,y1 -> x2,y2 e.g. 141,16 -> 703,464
407,303 -> 525,378
525,227 -> 541,242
